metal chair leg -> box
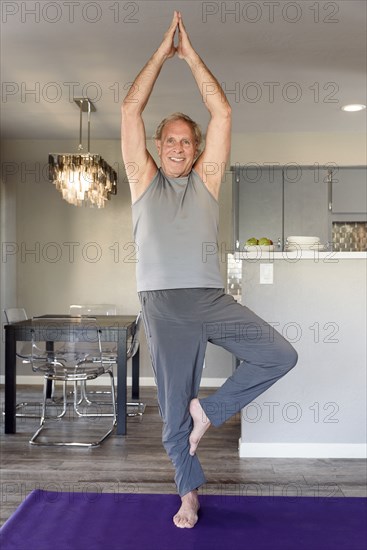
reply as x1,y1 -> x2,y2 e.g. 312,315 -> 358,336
29,373 -> 117,447
2,380 -> 67,419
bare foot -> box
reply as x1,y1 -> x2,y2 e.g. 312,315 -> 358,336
173,490 -> 200,528
189,398 -> 211,456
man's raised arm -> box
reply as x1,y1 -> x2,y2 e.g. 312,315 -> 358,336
177,14 -> 231,200
121,11 -> 179,202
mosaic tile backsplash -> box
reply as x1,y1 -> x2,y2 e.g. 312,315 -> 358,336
332,222 -> 367,252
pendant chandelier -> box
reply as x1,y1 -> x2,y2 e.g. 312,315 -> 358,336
49,98 -> 117,208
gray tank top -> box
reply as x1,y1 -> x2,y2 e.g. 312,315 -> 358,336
132,168 -> 224,291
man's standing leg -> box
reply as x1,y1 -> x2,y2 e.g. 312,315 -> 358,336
139,290 -> 208,527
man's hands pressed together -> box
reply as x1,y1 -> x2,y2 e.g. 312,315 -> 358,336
159,11 -> 179,60
158,11 -> 196,62
177,12 -> 196,61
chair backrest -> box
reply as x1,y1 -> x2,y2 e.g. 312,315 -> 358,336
68,306 -> 141,360
68,304 -> 117,356
4,308 -> 39,360
127,311 -> 142,359
70,304 -> 117,316
30,325 -> 104,373
4,308 -> 28,323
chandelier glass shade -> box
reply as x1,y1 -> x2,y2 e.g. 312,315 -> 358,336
49,98 -> 117,208
49,153 -> 117,208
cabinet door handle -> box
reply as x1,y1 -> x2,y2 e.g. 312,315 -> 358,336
328,170 -> 332,211
233,167 -> 240,249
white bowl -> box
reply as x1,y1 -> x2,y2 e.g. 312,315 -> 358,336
287,236 -> 320,243
244,245 -> 274,252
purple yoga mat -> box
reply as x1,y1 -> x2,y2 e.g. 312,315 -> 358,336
1,490 -> 366,550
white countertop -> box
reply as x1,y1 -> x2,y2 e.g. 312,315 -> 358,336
238,249 -> 366,458
233,251 -> 367,261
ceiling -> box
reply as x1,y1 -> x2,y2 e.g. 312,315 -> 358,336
1,0 -> 366,140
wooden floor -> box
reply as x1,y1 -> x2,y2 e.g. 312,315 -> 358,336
1,385 -> 366,526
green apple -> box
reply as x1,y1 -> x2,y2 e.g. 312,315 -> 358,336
258,237 -> 272,246
245,237 -> 258,246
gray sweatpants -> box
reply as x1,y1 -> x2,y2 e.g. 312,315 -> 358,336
138,288 -> 298,497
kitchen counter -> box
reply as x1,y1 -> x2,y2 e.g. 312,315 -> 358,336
236,253 -> 366,459
233,251 -> 367,261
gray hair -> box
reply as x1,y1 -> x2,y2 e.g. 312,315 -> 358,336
154,112 -> 203,155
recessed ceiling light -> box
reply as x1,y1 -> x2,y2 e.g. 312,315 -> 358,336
341,104 -> 366,112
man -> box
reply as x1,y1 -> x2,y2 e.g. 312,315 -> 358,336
121,12 -> 298,529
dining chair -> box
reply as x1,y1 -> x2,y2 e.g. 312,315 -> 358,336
69,305 -> 145,417
3,308 -> 63,418
29,325 -> 117,447
4,307 -> 28,325
98,310 -> 145,417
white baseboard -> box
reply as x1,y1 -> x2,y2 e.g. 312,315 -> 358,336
0,375 -> 225,388
239,440 -> 367,459
2,375 -> 365,458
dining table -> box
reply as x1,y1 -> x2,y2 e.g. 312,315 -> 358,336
4,314 -> 139,436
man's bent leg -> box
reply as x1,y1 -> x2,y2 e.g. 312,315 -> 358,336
200,292 -> 298,427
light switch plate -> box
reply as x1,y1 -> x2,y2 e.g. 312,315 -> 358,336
260,263 -> 273,284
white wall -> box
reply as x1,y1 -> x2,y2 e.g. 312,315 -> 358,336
0,137 -> 231,381
0,138 -> 141,376
1,131 -> 366,383
230,132 -> 367,166
239,257 -> 366,456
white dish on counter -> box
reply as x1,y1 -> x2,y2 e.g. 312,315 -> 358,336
285,244 -> 325,251
287,235 -> 320,244
243,245 -> 275,252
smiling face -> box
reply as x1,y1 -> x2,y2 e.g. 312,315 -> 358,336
155,119 -> 198,178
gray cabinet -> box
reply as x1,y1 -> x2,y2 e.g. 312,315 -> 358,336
233,165 -> 330,249
283,167 -> 330,244
235,166 -> 283,248
332,167 -> 367,214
